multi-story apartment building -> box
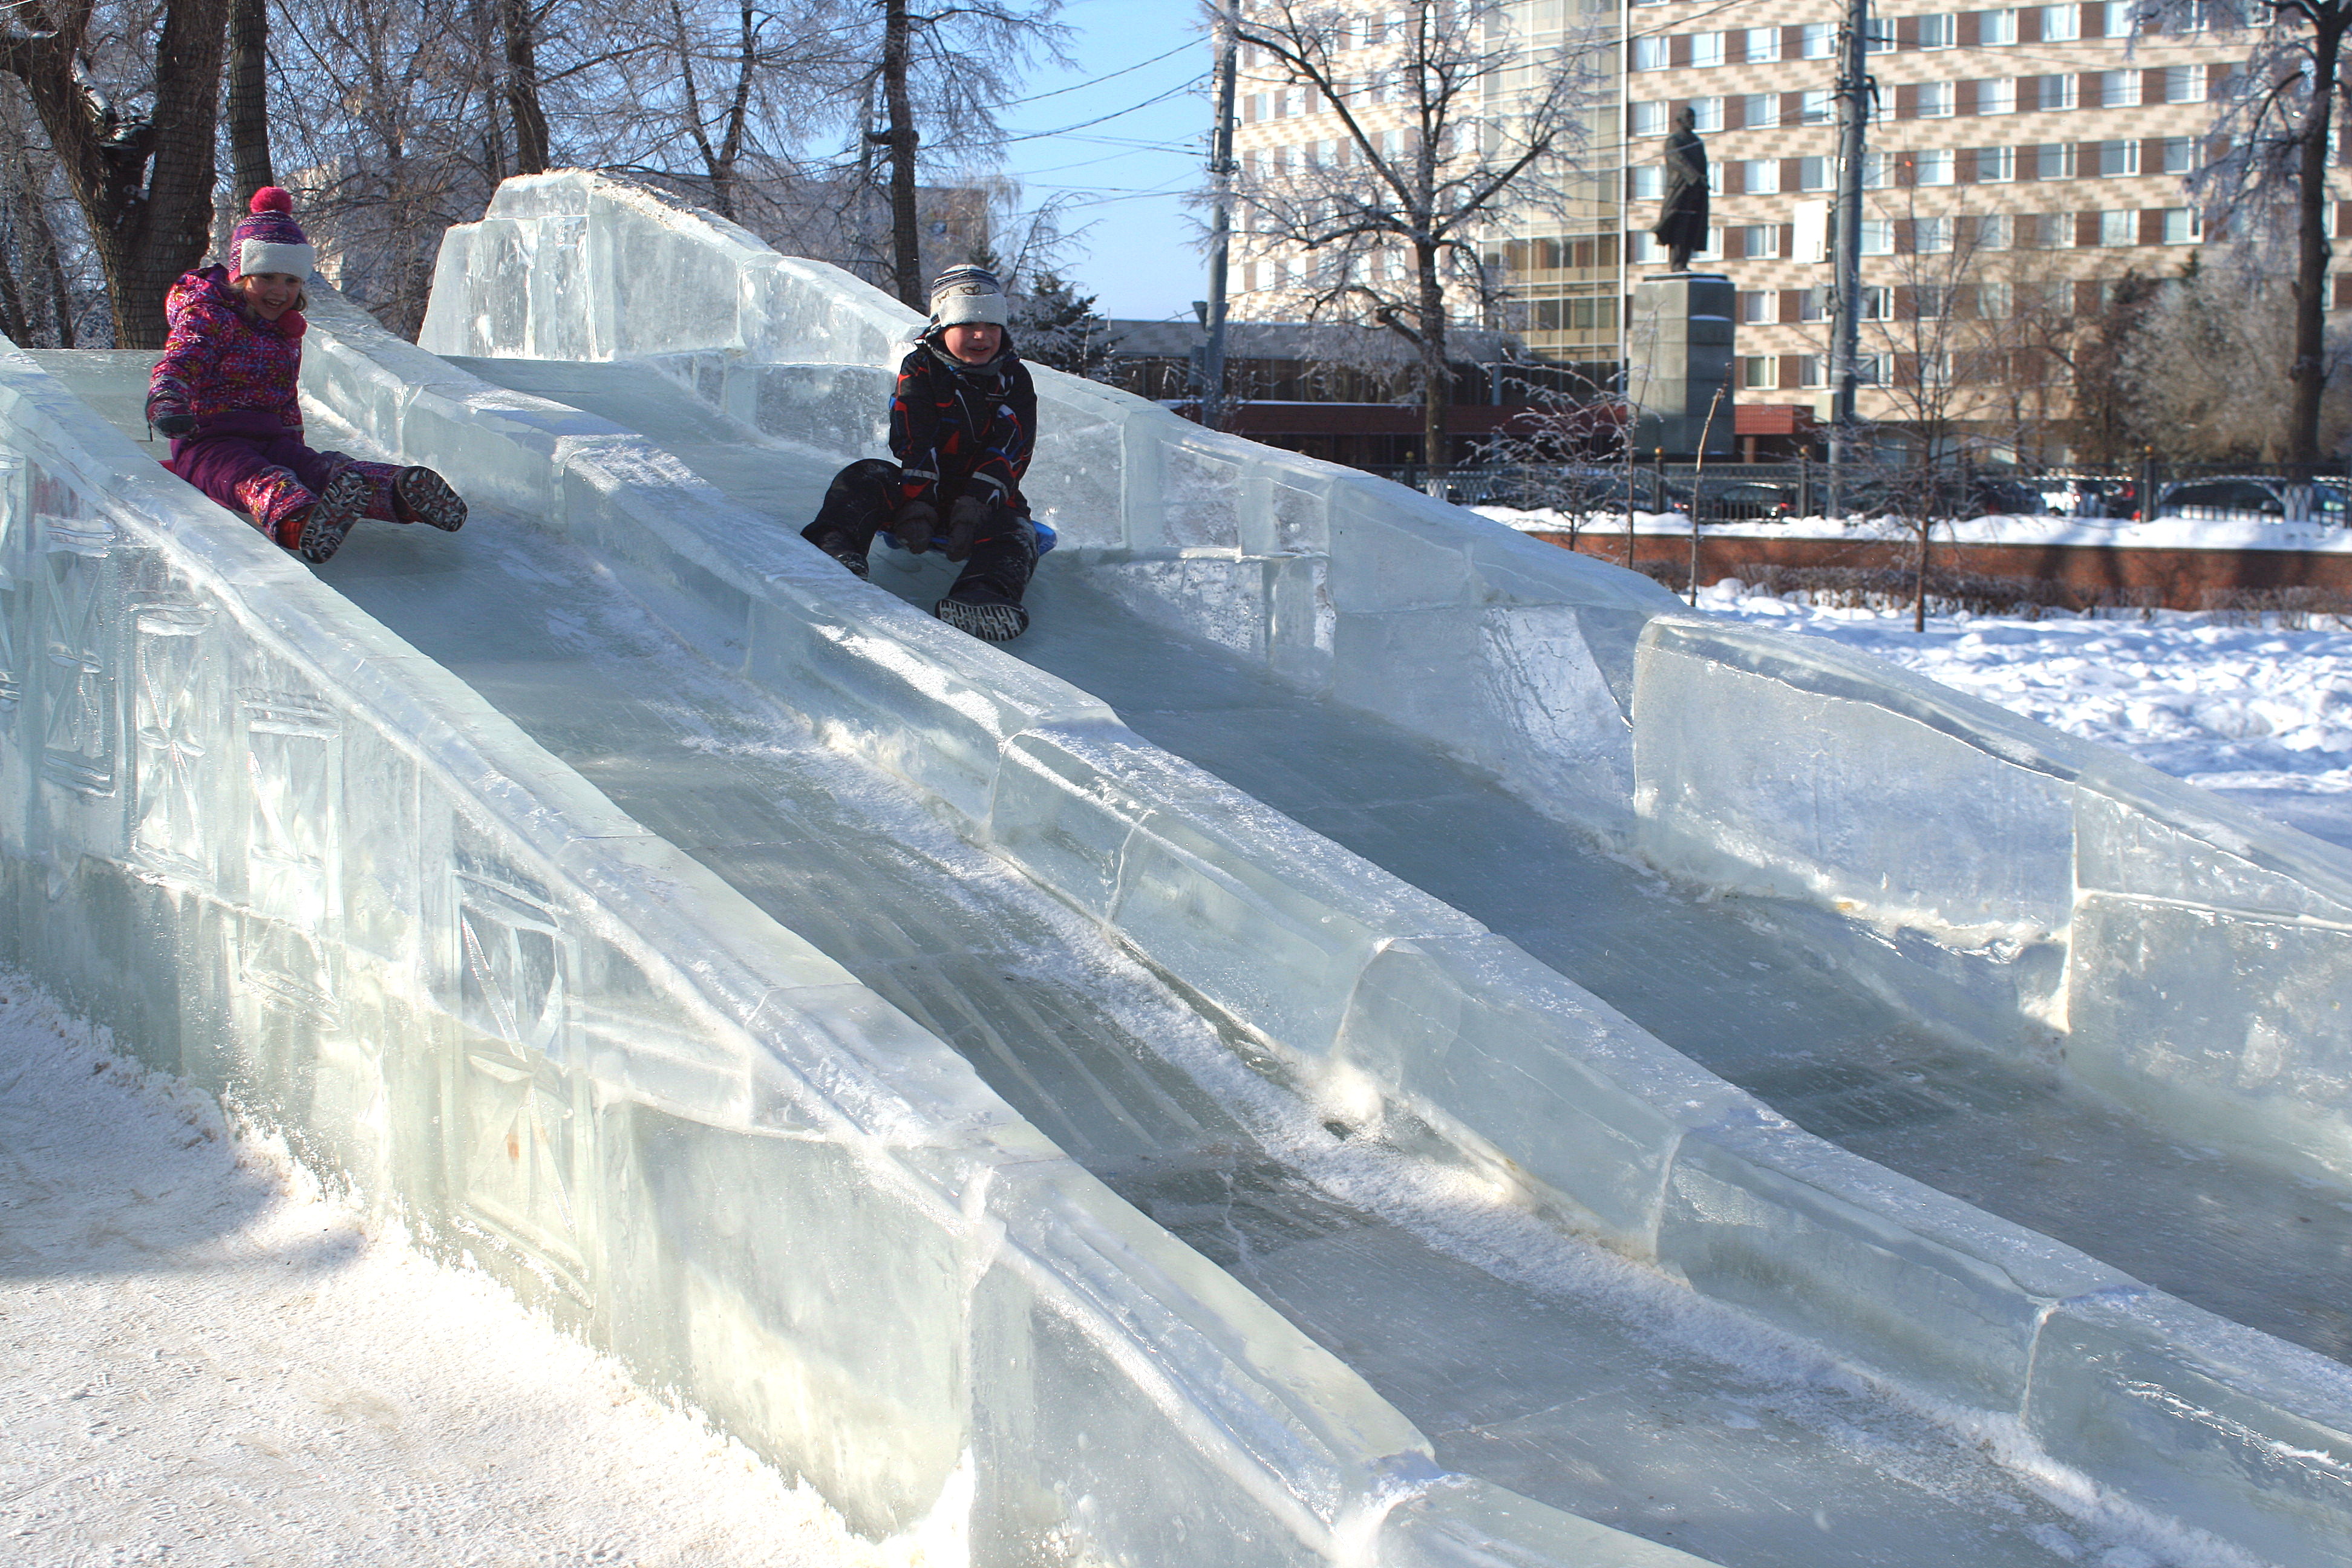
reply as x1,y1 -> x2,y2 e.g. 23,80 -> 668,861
1229,1 -> 2345,449
1622,0 -> 2264,440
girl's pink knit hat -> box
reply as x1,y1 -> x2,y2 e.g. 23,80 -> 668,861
231,188 -> 315,280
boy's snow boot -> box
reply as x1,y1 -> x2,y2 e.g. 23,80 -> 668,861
292,464 -> 373,563
809,529 -> 871,579
934,579 -> 1028,641
393,466 -> 468,531
933,519 -> 1036,641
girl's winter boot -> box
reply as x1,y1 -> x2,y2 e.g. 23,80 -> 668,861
393,466 -> 468,531
289,465 -> 375,563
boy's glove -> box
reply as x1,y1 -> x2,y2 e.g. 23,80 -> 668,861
891,499 -> 938,555
945,493 -> 992,562
146,397 -> 195,437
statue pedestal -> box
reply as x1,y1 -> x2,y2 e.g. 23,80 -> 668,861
1627,273 -> 1736,459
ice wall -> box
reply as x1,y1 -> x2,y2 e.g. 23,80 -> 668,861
0,339 -> 1759,1567
399,180 -> 2352,1563
419,171 -> 1673,839
1635,616 -> 2352,1188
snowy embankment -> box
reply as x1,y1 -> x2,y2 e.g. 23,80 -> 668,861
0,979 -> 896,1567
1690,579 -> 2352,853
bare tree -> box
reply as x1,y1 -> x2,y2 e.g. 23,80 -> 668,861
1,0 -> 230,347
2148,0 -> 2348,463
2130,242 -> 2352,458
1227,0 -> 1601,482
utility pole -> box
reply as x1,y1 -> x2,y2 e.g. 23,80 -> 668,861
1199,0 -> 1242,430
1826,0 -> 1870,512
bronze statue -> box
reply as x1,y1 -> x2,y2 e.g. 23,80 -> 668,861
1652,106 -> 1710,273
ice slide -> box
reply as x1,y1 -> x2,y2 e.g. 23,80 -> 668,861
0,173 -> 2345,1566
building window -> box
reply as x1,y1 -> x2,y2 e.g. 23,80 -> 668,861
2099,209 -> 2137,246
1743,93 -> 1778,128
1914,148 -> 1956,185
1632,100 -> 1668,137
2019,212 -> 2073,249
1737,290 -> 1772,323
1860,286 -> 1892,321
2158,206 -> 2200,243
2160,136 -> 2198,173
2041,2 -> 2081,39
1632,35 -> 1670,70
1690,96 -> 1724,132
1857,354 -> 1887,385
1970,213 -> 2011,249
1797,155 -> 1831,190
2031,142 -> 2076,179
1630,165 -> 1664,200
1973,145 -> 2016,181
1689,30 -> 1726,66
2031,74 -> 2077,111
2095,139 -> 2139,177
1801,88 -> 1833,124
1797,354 -> 1824,388
1918,12 -> 1956,47
1979,279 -> 2012,315
2162,64 -> 2206,103
1978,78 -> 2017,114
1739,356 -> 1777,390
2102,0 -> 2138,33
1863,151 -> 1890,188
1801,21 -> 1835,57
1917,81 -> 1955,117
1866,21 -> 1896,50
1861,219 -> 1895,255
1912,286 -> 1951,319
1916,215 -> 1955,252
1740,158 -> 1782,194
1745,25 -> 1781,62
1734,223 -> 1781,258
1981,8 -> 2019,44
2096,69 -> 2141,107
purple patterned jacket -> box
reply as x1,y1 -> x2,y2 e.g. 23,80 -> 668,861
145,266 -> 308,436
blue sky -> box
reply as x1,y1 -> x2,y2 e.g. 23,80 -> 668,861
989,0 -> 1214,323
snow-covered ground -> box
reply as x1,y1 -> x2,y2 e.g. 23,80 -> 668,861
0,980 -> 906,1567
1692,578 -> 2352,853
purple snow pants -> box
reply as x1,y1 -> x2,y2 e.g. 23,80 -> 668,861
165,411 -> 402,547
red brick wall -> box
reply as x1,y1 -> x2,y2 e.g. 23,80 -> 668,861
1527,531 -> 2352,609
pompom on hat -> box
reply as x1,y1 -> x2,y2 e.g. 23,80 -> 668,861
231,187 -> 316,281
928,264 -> 1008,328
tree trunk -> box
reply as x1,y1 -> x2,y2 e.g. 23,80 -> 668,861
501,0 -> 551,175
2,0 -> 233,347
2287,13 -> 2345,466
880,0 -> 924,309
0,229 -> 29,345
226,0 -> 275,207
1416,240 -> 1449,484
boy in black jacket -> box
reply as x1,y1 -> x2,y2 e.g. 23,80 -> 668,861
802,266 -> 1048,641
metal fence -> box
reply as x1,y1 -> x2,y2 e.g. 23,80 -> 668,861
1367,458 -> 2352,527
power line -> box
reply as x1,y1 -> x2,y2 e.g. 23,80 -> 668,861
986,74 -> 1209,146
999,41 -> 1201,106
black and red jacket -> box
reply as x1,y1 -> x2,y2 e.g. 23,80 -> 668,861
889,328 -> 1036,515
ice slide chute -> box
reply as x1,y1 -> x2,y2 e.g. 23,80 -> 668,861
0,164 -> 2343,1564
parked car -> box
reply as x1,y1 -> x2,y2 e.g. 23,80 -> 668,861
1528,466 -> 1692,518
1698,480 -> 1801,522
2156,475 -> 2350,525
2038,475 -> 2137,518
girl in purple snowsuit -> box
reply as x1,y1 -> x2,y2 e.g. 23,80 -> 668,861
145,187 -> 468,564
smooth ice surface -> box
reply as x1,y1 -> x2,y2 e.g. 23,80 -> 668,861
452,351 -> 2352,1376
413,350 -> 2347,1564
76,367 -> 2226,1568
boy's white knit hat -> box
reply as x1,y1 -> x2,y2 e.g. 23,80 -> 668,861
929,265 -> 1009,327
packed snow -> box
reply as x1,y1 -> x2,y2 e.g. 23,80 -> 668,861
0,976 -> 902,1567
1690,578 -> 2352,852
1476,505 -> 2352,554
